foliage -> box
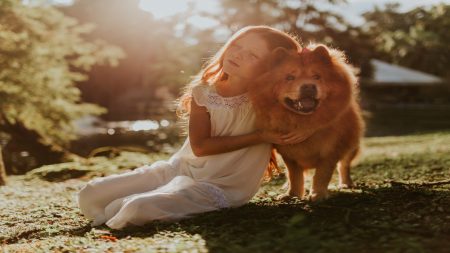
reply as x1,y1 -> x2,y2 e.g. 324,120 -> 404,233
200,1 -> 450,78
0,0 -> 124,147
200,0 -> 376,74
361,3 -> 450,78
207,0 -> 347,34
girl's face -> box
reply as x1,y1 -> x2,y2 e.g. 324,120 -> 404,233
222,33 -> 271,79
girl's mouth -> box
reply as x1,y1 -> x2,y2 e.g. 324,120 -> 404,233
228,60 -> 240,67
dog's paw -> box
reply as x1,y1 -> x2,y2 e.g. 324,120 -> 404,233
338,183 -> 354,189
338,178 -> 354,189
307,192 -> 329,202
276,193 -> 302,201
276,193 -> 293,201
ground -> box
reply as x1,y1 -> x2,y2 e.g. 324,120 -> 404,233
1,131 -> 449,253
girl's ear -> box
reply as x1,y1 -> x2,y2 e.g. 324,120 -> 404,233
312,45 -> 331,64
270,47 -> 289,68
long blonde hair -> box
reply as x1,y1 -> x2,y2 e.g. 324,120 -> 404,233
176,25 -> 301,120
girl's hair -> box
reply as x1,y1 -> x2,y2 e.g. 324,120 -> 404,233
176,25 -> 301,120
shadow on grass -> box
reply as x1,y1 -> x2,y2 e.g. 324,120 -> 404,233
91,183 -> 450,253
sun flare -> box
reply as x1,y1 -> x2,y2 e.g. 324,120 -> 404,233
139,0 -> 190,19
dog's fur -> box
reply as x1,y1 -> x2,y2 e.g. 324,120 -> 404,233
249,44 -> 365,201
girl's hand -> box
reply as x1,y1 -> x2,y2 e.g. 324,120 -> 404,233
280,130 -> 314,145
257,129 -> 315,145
257,129 -> 287,145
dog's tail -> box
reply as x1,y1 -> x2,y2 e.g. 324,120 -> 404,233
263,148 -> 282,182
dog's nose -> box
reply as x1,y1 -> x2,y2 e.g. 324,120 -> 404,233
300,84 -> 317,97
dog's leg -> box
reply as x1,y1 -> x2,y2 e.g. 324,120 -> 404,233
337,162 -> 352,189
277,158 -> 304,200
337,148 -> 358,188
309,164 -> 336,201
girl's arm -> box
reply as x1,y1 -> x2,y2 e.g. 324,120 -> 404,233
189,99 -> 285,157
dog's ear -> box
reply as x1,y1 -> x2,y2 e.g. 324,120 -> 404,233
270,47 -> 289,68
312,45 -> 331,64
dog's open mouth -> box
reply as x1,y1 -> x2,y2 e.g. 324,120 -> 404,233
284,96 -> 319,113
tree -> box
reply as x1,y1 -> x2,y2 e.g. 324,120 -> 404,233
203,0 -> 375,68
62,0 -> 201,120
206,0 -> 347,35
0,0 -> 124,181
0,146 -> 6,185
202,1 -> 450,78
361,3 -> 450,78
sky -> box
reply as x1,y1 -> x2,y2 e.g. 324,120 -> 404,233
138,0 -> 450,27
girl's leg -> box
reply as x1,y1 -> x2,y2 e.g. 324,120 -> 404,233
77,161 -> 178,224
104,176 -> 227,229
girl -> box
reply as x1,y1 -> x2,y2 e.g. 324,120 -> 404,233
77,25 -> 308,229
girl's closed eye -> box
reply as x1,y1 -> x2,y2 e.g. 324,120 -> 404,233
249,53 -> 259,60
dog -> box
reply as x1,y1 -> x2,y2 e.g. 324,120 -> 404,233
249,44 -> 365,201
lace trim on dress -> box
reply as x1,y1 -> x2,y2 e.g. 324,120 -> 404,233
198,182 -> 229,209
192,85 -> 249,109
206,92 -> 249,109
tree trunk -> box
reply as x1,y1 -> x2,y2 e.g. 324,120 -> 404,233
0,145 -> 6,186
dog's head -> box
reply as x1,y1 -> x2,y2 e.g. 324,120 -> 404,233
259,44 -> 357,115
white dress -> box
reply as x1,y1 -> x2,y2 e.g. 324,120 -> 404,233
77,84 -> 272,229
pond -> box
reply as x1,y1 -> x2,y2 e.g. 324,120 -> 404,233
1,117 -> 184,175
71,118 -> 183,157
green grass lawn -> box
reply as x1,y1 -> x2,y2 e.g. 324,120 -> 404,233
1,131 -> 449,253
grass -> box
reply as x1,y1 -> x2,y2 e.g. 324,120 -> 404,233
1,131 -> 450,253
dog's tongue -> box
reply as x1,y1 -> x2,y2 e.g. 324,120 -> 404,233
300,97 -> 316,110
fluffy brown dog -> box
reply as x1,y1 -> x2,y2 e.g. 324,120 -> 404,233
249,44 -> 364,201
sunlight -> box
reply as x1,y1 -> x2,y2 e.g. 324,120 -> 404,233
139,0 -> 219,29
131,120 -> 160,131
160,119 -> 170,127
187,14 -> 220,29
139,0 -> 189,19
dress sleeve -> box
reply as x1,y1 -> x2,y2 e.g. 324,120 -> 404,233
191,85 -> 208,108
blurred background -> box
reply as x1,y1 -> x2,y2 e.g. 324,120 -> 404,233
0,0 -> 449,175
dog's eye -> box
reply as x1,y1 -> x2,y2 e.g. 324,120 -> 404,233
286,74 -> 295,81
312,74 -> 321,80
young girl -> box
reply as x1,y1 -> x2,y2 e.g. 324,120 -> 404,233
77,25 -> 308,229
